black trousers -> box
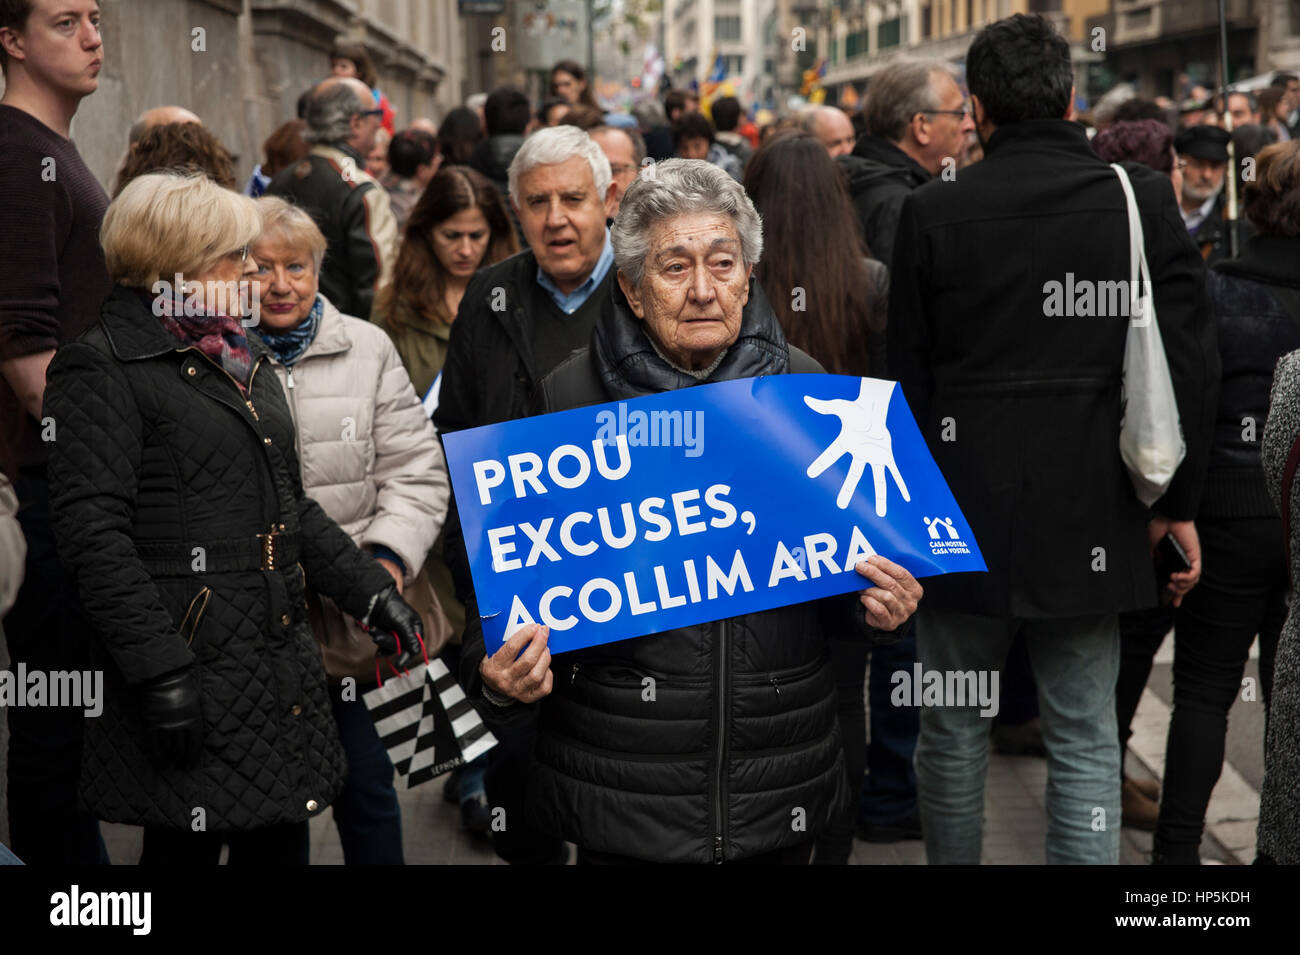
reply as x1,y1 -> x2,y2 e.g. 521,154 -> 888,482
139,821 -> 310,865
1155,516 -> 1283,861
1115,604 -> 1175,775
3,469 -> 106,865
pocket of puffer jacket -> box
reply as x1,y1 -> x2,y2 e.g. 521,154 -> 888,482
179,586 -> 213,647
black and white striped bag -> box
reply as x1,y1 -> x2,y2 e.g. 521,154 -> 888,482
362,657 -> 497,788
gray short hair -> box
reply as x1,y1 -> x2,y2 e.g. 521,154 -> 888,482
865,59 -> 950,142
507,125 -> 612,207
305,82 -> 362,146
611,158 -> 762,290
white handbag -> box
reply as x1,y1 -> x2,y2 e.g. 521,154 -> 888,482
1111,162 -> 1186,507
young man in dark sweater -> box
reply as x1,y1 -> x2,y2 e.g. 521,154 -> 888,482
434,125 -> 617,866
0,0 -> 112,864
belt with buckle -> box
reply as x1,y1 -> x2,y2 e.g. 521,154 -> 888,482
136,526 -> 301,575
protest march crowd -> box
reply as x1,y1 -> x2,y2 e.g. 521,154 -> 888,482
1,0 -> 1299,868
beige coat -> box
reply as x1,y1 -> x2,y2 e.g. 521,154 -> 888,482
268,296 -> 450,681
0,473 -> 24,616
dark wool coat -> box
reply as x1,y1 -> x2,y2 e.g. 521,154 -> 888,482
1201,235 -> 1300,518
888,119 -> 1218,619
44,286 -> 393,831
482,277 -> 887,864
839,136 -> 933,269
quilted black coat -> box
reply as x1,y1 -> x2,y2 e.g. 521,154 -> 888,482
44,286 -> 393,831
495,278 -> 885,863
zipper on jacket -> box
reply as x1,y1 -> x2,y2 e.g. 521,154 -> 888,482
570,663 -> 580,686
282,363 -> 304,465
770,676 -> 781,698
713,618 -> 729,863
180,348 -> 277,535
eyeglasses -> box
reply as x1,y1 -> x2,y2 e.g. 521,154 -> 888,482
609,163 -> 638,175
919,107 -> 970,120
359,109 -> 384,119
226,245 -> 249,263
1176,158 -> 1189,171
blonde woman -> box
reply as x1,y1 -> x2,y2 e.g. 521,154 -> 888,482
43,172 -> 424,865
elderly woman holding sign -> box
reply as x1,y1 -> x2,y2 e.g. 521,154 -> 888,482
471,159 -> 923,864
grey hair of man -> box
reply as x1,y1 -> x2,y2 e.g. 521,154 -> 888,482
611,158 -> 763,290
507,124 -> 612,207
631,98 -> 667,130
864,58 -> 954,142
592,124 -> 647,165
304,80 -> 367,146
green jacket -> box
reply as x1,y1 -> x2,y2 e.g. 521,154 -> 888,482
374,297 -> 451,400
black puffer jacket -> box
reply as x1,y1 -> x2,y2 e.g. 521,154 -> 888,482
44,287 -> 393,831
510,276 -> 882,863
1199,235 -> 1300,517
838,136 -> 932,268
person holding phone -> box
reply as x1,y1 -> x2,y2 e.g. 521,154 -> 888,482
1156,141 -> 1300,864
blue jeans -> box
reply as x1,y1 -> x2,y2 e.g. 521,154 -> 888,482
329,684 -> 404,865
861,630 -> 920,822
914,608 -> 1121,864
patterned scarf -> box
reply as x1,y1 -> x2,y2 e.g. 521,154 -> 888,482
256,295 -> 323,368
151,289 -> 252,389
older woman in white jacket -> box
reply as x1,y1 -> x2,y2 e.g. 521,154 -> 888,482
251,197 -> 449,864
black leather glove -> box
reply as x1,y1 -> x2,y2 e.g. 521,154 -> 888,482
364,584 -> 424,670
139,668 -> 202,769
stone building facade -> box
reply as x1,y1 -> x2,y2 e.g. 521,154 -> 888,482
2,0 -> 477,190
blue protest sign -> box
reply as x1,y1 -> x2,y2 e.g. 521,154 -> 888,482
443,374 -> 986,656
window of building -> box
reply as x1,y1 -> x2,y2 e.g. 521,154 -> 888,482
845,27 -> 869,58
922,3 -> 932,36
722,55 -> 745,75
877,17 -> 901,49
715,15 -> 741,41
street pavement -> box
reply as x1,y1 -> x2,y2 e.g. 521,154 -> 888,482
0,626 -> 1255,865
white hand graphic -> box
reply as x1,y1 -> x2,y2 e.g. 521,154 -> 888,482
805,378 -> 911,516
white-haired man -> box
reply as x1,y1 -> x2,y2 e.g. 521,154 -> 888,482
434,124 -> 617,866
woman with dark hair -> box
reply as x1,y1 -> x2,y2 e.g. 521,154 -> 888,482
744,131 -> 900,864
1176,140 -> 1300,864
1257,87 -> 1292,143
246,119 -> 311,198
115,122 -> 237,197
549,59 -> 599,110
372,165 -> 518,398
330,40 -> 394,134
437,107 -> 486,168
1091,117 -> 1187,833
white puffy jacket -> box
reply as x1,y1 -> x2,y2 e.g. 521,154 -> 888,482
267,295 -> 449,679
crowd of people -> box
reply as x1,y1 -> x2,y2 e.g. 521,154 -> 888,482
1,0 -> 1298,867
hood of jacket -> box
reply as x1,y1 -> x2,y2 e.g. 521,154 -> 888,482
841,136 -> 932,194
591,274 -> 790,399
470,133 -> 525,183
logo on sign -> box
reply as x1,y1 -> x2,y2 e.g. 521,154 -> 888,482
923,516 -> 970,555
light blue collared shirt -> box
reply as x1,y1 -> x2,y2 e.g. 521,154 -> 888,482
536,229 -> 615,315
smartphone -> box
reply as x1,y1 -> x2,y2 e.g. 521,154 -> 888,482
1154,532 -> 1191,601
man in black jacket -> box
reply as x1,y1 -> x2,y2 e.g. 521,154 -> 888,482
838,58 -> 974,267
266,78 -> 397,318
434,124 -> 617,864
888,14 -> 1217,864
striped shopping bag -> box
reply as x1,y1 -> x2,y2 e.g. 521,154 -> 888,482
362,657 -> 497,788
